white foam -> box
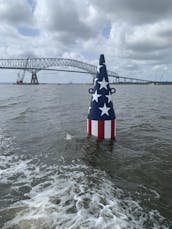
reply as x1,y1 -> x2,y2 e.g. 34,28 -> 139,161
0,153 -> 33,184
0,131 -> 14,153
2,158 -> 168,229
65,133 -> 73,140
0,131 -> 167,229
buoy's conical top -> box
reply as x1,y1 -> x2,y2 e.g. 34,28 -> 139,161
87,54 -> 116,139
99,54 -> 105,65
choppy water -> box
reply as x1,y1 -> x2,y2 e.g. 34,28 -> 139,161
0,84 -> 172,229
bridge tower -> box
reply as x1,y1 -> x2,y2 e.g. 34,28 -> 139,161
31,71 -> 39,84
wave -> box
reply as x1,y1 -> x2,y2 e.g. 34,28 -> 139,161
0,154 -> 167,229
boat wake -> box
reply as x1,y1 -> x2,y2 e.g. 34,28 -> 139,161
0,152 -> 167,229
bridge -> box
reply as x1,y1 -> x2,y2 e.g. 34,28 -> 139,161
0,58 -> 152,84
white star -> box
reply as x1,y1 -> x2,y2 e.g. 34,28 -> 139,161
99,103 -> 111,116
97,64 -> 103,73
98,78 -> 108,90
92,90 -> 101,102
105,94 -> 112,103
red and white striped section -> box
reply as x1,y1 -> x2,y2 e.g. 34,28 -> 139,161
87,119 -> 116,140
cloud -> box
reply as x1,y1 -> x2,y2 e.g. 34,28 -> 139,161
34,0 -> 104,44
0,0 -> 172,82
92,0 -> 172,25
0,0 -> 33,26
125,21 -> 172,50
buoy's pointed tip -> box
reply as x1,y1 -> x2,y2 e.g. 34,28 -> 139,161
99,54 -> 105,65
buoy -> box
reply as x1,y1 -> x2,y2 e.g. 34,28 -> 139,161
87,54 -> 116,140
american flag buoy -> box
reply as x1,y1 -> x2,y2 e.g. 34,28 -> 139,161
87,54 -> 116,140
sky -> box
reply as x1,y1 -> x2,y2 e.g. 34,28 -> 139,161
0,0 -> 172,83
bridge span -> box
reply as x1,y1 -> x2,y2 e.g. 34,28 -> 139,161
0,58 -> 151,84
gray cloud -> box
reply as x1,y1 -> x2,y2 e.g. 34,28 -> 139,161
125,40 -> 169,52
157,29 -> 172,39
124,48 -> 172,65
92,0 -> 172,24
119,23 -> 172,68
0,0 -> 33,26
0,0 -> 172,81
20,50 -> 37,58
123,63 -> 139,71
34,0 -> 103,44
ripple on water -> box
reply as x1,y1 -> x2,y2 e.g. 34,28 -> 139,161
0,152 -> 168,229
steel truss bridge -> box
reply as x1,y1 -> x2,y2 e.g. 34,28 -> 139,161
0,58 -> 151,84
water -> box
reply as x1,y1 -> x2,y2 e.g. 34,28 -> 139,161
0,84 -> 172,228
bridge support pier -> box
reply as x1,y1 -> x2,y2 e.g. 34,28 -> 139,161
31,72 -> 39,84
